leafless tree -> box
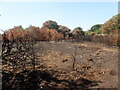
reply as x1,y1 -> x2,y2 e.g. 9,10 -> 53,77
71,43 -> 78,71
2,31 -> 37,73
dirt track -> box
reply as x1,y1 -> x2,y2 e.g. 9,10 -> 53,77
36,41 -> 118,88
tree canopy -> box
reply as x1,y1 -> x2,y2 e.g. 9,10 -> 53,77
72,27 -> 84,37
42,20 -> 59,30
100,14 -> 120,35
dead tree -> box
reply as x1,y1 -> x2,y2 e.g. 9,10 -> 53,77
71,43 -> 78,71
2,31 -> 36,73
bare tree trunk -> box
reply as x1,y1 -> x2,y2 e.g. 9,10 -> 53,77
72,44 -> 77,71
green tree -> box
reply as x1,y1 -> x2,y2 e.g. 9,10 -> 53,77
89,24 -> 102,34
42,20 -> 59,30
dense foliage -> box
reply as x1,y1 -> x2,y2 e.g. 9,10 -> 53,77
86,24 -> 102,35
42,20 -> 59,30
100,14 -> 120,35
99,14 -> 120,45
72,27 -> 84,37
1,14 -> 120,46
57,25 -> 71,39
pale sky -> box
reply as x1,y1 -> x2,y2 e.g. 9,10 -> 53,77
0,2 -> 118,33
